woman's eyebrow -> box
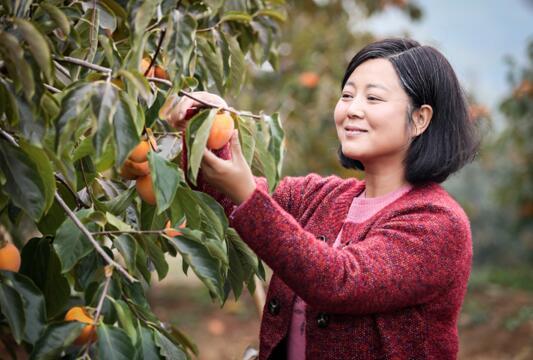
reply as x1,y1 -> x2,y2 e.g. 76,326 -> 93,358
344,81 -> 389,91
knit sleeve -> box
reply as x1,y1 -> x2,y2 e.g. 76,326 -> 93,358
230,186 -> 472,315
182,138 -> 311,218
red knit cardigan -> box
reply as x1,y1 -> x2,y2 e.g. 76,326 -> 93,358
191,146 -> 472,360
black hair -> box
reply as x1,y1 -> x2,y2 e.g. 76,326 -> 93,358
337,38 -> 480,185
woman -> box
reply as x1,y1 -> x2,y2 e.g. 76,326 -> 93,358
168,38 -> 480,359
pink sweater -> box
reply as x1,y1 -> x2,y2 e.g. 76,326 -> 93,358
287,184 -> 413,359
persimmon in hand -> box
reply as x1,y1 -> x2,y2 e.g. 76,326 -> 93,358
207,111 -> 235,150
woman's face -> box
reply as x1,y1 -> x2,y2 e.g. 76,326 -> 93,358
334,58 -> 413,168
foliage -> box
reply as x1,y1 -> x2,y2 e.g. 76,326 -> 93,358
0,0 -> 286,358
236,0 -> 422,177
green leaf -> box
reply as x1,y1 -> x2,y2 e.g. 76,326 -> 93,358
224,34 -> 246,95
169,228 -> 224,301
0,30 -> 34,99
0,271 -> 47,345
220,11 -> 253,23
106,211 -> 133,231
154,329 -> 187,360
98,186 -> 136,215
235,115 -> 256,165
114,93 -> 141,168
162,11 -> 197,79
170,325 -> 199,356
173,186 -> 202,229
254,8 -> 287,22
185,108 -> 217,185
40,3 -> 71,35
19,140 -> 56,214
226,238 -> 244,299
193,191 -> 227,239
0,138 -> 46,220
263,113 -> 284,182
14,18 -> 53,82
197,36 -> 225,94
30,322 -> 84,360
113,234 -> 138,274
148,151 -> 182,215
0,280 -> 25,344
55,82 -> 96,156
128,0 -> 157,45
53,209 -> 95,273
252,128 -> 277,192
81,0 -> 117,32
97,324 -> 134,360
94,82 -> 119,160
143,236 -> 169,281
138,326 -> 160,360
20,237 -> 70,318
117,69 -> 151,102
108,298 -> 137,345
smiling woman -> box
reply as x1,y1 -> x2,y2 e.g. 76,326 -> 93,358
162,38 -> 481,359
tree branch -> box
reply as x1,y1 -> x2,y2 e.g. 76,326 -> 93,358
92,230 -> 164,236
53,55 -> 112,74
54,193 -> 137,283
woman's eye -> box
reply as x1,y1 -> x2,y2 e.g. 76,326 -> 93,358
367,96 -> 381,101
341,93 -> 352,99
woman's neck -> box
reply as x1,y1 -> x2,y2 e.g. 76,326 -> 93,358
361,163 -> 409,198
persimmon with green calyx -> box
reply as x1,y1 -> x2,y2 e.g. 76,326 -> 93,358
64,306 -> 97,345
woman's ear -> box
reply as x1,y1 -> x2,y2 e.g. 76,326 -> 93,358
411,105 -> 433,137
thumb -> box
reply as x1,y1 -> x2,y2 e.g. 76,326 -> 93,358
230,130 -> 242,159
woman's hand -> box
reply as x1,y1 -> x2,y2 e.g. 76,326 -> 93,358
201,130 -> 256,205
166,91 -> 228,131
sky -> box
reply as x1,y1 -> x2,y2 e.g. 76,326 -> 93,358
360,0 -> 532,119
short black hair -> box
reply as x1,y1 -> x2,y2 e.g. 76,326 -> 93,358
338,38 -> 480,185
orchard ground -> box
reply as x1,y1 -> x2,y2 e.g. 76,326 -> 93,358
148,259 -> 533,360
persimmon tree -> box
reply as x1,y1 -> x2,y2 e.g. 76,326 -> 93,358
0,0 -> 286,358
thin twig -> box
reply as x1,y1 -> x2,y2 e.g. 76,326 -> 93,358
145,29 -> 167,77
53,55 -> 112,74
54,173 -> 88,210
82,266 -> 113,358
0,128 -> 18,147
44,83 -> 61,93
53,60 -> 71,79
91,230 -> 164,236
53,57 -> 262,119
54,193 -> 137,283
178,90 -> 262,120
79,160 -> 96,206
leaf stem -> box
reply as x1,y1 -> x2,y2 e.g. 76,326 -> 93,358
44,83 -> 61,93
91,230 -> 164,236
54,193 -> 137,283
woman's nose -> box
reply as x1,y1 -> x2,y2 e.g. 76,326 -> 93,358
347,97 -> 364,119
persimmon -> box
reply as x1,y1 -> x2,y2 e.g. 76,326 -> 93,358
154,66 -> 169,80
164,220 -> 187,237
0,243 -> 21,272
140,57 -> 155,78
298,71 -> 320,88
207,111 -> 235,150
64,306 -> 97,345
136,174 -> 156,205
120,159 -> 150,179
129,141 -> 150,163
